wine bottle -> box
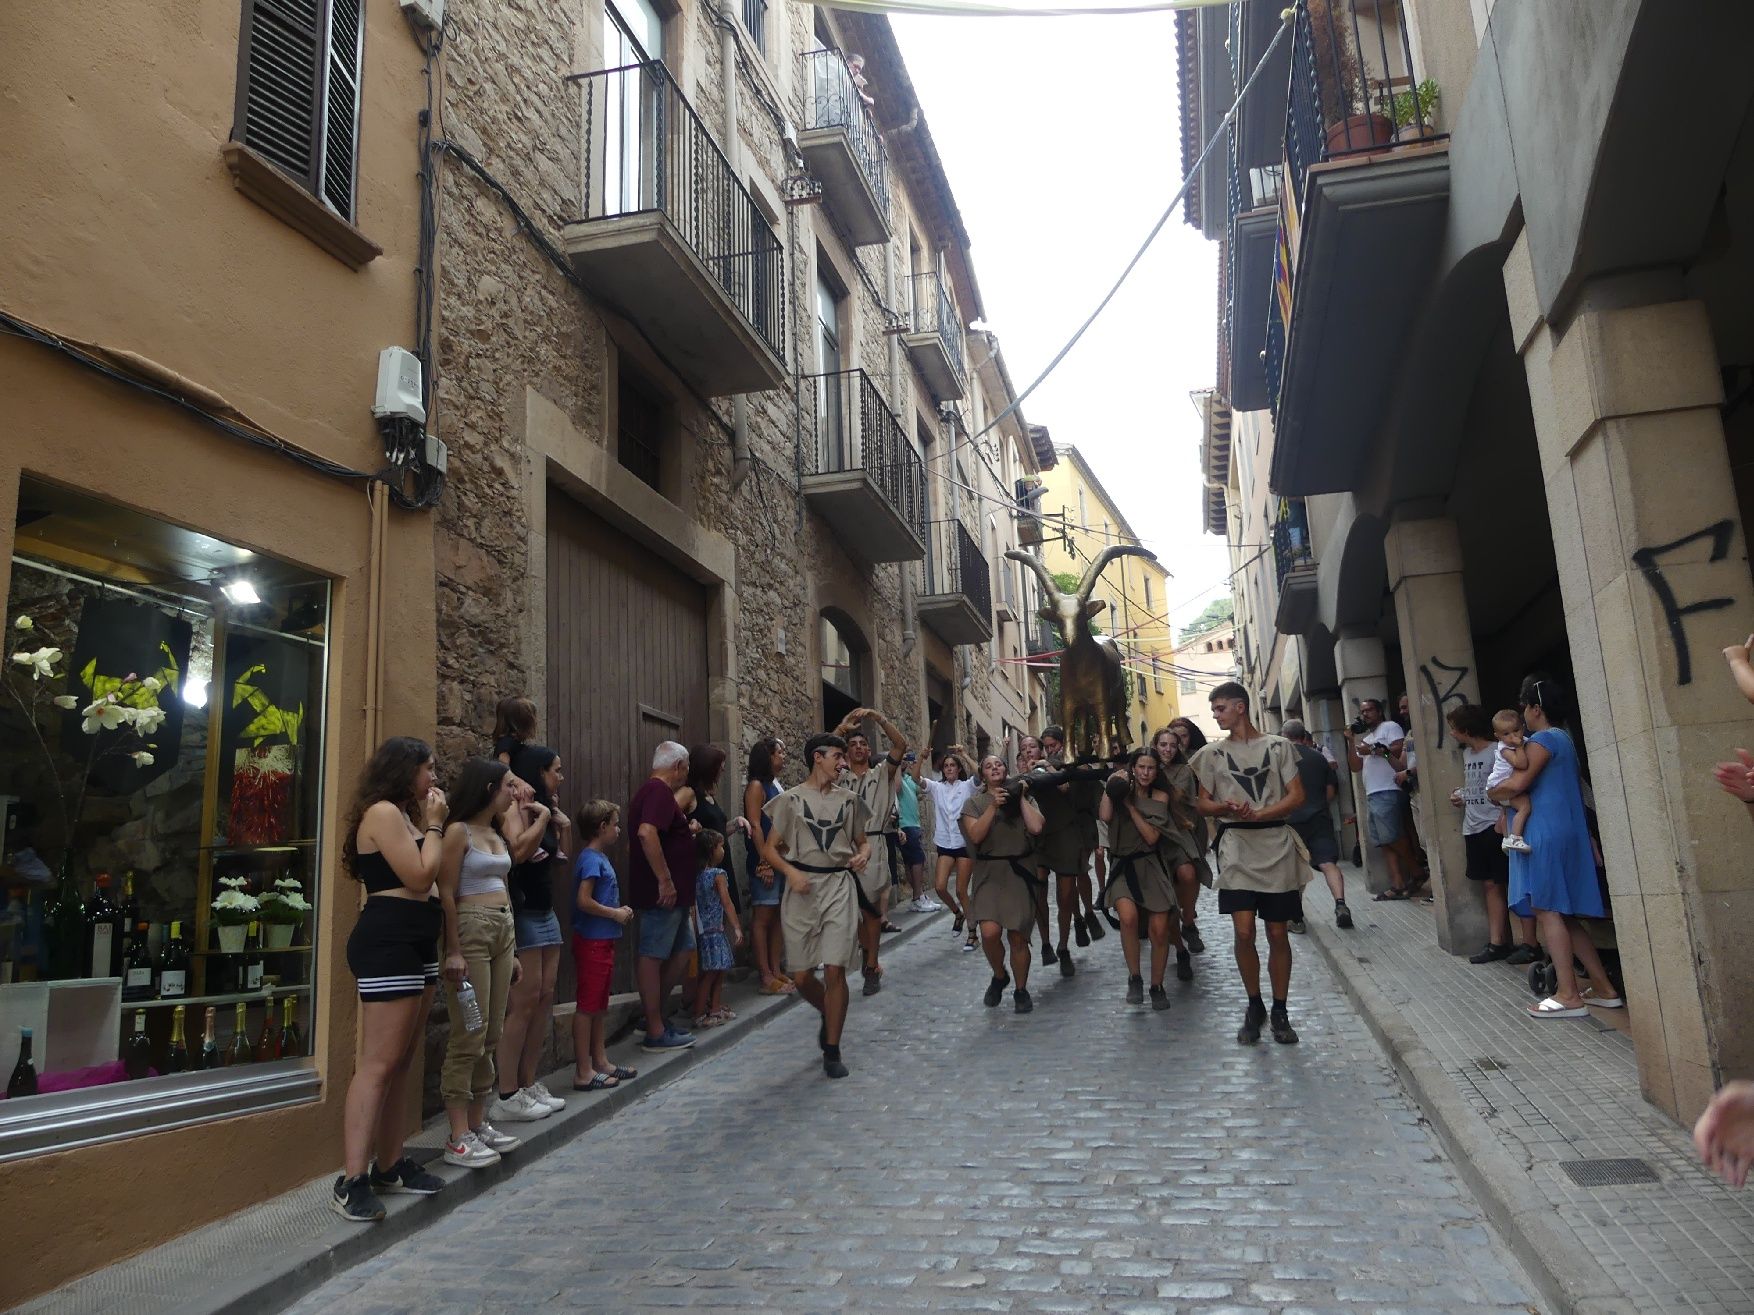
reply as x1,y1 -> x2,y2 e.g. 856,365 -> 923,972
242,921 -> 264,993
122,1010 -> 152,1079
122,921 -> 155,1002
253,991 -> 278,1061
277,996 -> 301,1058
84,872 -> 122,979
119,870 -> 139,939
225,1002 -> 252,1066
44,863 -> 86,980
7,1026 -> 38,1098
166,1005 -> 189,1074
157,920 -> 187,999
199,1007 -> 220,1070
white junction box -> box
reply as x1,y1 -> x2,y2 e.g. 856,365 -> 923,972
373,346 -> 426,425
400,0 -> 445,33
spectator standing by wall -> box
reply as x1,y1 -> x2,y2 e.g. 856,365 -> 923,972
629,741 -> 702,1051
1344,699 -> 1420,899
570,800 -> 635,1091
1447,705 -> 1537,965
742,737 -> 791,996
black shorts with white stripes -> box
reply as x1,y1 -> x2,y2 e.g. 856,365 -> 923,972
347,896 -> 442,1001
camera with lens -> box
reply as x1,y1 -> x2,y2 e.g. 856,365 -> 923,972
1348,717 -> 1369,736
998,776 -> 1031,817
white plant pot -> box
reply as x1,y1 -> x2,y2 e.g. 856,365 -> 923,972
265,923 -> 296,949
217,924 -> 248,954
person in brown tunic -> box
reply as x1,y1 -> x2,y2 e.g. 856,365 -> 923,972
960,755 -> 1046,1014
1163,718 -> 1214,953
1016,736 -> 1061,974
1037,726 -> 1102,960
1100,750 -> 1180,1010
1151,725 -> 1212,984
759,733 -> 871,1078
833,707 -> 907,998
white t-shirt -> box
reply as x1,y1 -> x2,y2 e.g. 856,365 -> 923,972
1460,743 -> 1501,835
923,777 -> 977,850
1359,720 -> 1405,796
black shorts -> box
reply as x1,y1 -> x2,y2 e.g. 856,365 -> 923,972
1292,814 -> 1339,868
347,896 -> 443,1000
936,845 -> 969,860
1218,888 -> 1304,924
1464,828 -> 1510,884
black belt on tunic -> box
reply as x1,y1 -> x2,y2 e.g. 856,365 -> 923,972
792,859 -> 877,918
975,851 -> 1043,896
1212,818 -> 1290,873
1101,849 -> 1152,912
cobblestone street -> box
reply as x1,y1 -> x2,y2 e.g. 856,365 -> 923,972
286,918 -> 1542,1314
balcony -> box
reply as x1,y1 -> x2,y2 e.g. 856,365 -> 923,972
799,49 -> 891,247
561,61 -> 786,397
1263,0 -> 1448,495
918,520 -> 993,645
1272,501 -> 1318,635
802,369 -> 927,563
1015,477 -> 1047,546
1026,619 -> 1059,658
902,271 -> 966,401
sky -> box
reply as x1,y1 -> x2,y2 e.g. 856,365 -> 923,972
891,11 -> 1234,639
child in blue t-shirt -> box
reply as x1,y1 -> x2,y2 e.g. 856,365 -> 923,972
689,830 -> 742,1028
571,801 -> 634,1091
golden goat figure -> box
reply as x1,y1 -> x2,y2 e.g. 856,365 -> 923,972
1007,545 -> 1157,761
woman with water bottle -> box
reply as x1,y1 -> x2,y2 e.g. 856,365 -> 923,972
435,758 -> 544,1169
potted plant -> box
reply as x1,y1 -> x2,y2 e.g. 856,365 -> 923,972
211,877 -> 259,954
258,878 -> 309,949
1305,0 -> 1395,155
1391,78 -> 1439,141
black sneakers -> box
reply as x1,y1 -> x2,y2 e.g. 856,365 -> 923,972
1504,944 -> 1538,966
1183,922 -> 1205,954
1175,949 -> 1194,982
1058,951 -> 1075,978
1041,940 -> 1058,965
1149,984 -> 1170,1012
1014,988 -> 1034,1014
1470,943 -> 1513,965
1270,1008 -> 1299,1044
823,1045 -> 849,1079
1086,914 -> 1106,942
1237,1000 -> 1268,1045
1335,900 -> 1354,930
331,1173 -> 385,1222
1073,915 -> 1091,947
862,968 -> 881,996
983,974 -> 1009,1008
370,1157 -> 444,1196
1125,975 -> 1145,1005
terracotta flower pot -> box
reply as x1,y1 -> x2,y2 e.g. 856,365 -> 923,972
1324,113 -> 1395,155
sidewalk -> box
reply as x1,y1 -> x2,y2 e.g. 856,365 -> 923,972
1300,875 -> 1754,1315
16,903 -> 946,1315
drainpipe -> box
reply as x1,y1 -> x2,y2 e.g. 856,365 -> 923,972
721,23 -> 753,491
887,239 -> 918,658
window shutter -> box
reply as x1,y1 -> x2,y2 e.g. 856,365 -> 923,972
320,0 -> 364,219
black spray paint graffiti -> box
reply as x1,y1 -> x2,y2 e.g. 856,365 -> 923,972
1418,657 -> 1470,748
1630,520 -> 1736,687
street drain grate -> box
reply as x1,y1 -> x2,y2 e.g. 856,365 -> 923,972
1559,1158 -> 1659,1187
1476,1057 -> 1508,1071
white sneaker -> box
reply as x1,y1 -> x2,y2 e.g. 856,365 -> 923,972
489,1089 -> 547,1123
1501,835 -> 1533,854
443,1130 -> 500,1169
910,897 -> 935,913
473,1120 -> 521,1152
525,1081 -> 565,1114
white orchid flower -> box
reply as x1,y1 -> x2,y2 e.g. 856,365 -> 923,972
51,695 -> 78,710
130,751 -> 155,767
81,700 -> 130,733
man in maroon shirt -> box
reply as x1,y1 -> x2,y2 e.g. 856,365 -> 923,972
628,741 -> 701,1051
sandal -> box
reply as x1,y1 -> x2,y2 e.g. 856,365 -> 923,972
881,919 -> 901,934
1373,889 -> 1410,901
1582,990 -> 1625,1009
573,1072 -> 619,1091
607,1065 -> 638,1081
713,1007 -> 736,1021
1528,996 -> 1589,1019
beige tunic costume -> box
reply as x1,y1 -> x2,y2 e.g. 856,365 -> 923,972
1102,791 -> 1179,914
1157,761 -> 1213,888
1188,734 -> 1311,893
765,784 -> 871,970
843,757 -> 901,903
961,791 -> 1040,932
1029,761 -> 1083,876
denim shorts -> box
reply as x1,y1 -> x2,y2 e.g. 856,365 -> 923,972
1366,790 -> 1404,846
636,905 -> 696,959
514,908 -> 564,950
748,871 -> 782,907
897,826 -> 926,866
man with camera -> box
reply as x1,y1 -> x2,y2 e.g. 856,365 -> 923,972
1343,698 -> 1418,900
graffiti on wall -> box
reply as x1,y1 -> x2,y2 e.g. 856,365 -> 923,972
1417,657 -> 1471,748
1631,520 -> 1735,686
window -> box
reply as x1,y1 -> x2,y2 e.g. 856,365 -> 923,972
819,612 -> 867,729
816,267 -> 848,469
741,0 -> 767,53
1143,577 -> 1153,613
617,369 -> 665,492
1180,675 -> 1196,695
1077,487 -> 1087,530
235,0 -> 366,220
1,478 -> 331,1160
1137,673 -> 1147,700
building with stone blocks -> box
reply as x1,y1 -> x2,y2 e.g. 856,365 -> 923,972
1032,445 -> 1179,746
1179,0 -> 1754,1123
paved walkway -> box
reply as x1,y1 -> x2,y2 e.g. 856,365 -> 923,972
1300,877 -> 1754,1315
283,912 -> 1542,1314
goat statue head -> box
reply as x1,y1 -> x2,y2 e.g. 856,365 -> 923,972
1005,545 -> 1157,644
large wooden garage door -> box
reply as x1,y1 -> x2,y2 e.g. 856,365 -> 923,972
545,489 -> 709,992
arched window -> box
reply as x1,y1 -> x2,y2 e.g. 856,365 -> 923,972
820,611 -> 868,730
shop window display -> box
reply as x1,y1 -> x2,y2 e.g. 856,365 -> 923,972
0,479 -> 328,1151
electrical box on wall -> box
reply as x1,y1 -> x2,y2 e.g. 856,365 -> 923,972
373,347 -> 426,425
400,0 -> 444,32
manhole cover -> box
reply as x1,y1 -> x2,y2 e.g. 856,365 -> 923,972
1559,1158 -> 1658,1187
1476,1057 -> 1508,1072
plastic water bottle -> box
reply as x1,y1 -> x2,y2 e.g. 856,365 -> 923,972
456,979 -> 485,1034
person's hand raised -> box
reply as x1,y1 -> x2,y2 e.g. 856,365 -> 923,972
1713,748 -> 1754,803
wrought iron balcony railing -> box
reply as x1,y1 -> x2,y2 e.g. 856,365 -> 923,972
804,48 -> 890,218
907,270 -> 966,390
1272,506 -> 1315,590
805,369 -> 928,542
922,519 -> 991,619
571,60 -> 785,360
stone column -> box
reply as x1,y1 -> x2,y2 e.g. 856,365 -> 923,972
1385,516 -> 1484,954
1506,234 -> 1754,1121
1333,627 -> 1392,894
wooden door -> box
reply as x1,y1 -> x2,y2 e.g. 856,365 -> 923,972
545,489 -> 709,993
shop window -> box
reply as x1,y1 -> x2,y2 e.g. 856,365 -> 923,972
0,479 -> 330,1158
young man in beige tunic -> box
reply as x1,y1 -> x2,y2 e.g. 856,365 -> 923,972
834,707 -> 907,998
1189,682 -> 1310,1046
760,732 -> 871,1079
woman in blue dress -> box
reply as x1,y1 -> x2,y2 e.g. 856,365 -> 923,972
1491,675 -> 1622,1019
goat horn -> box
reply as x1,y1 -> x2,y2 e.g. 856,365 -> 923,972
1074,545 -> 1156,608
1005,549 -> 1059,603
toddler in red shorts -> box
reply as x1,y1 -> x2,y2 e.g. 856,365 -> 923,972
571,800 -> 636,1091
